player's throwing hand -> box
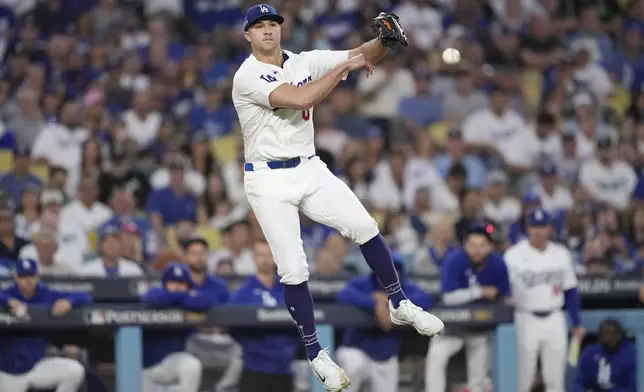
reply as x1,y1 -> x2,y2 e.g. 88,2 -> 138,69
345,54 -> 375,77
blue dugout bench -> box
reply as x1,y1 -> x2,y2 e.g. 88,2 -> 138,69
3,304 -> 644,392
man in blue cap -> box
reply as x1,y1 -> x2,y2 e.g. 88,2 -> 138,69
504,208 -> 584,392
232,4 -> 443,391
427,222 -> 511,392
141,262 -> 218,392
0,259 -> 91,392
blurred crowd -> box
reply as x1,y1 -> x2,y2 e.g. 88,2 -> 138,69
0,0 -> 642,280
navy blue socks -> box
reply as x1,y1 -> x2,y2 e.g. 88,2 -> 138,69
360,234 -> 407,308
283,282 -> 323,361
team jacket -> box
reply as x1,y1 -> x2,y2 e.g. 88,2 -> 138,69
337,272 -> 433,361
0,282 -> 92,374
141,275 -> 228,368
440,249 -> 511,306
574,342 -> 636,392
229,275 -> 300,375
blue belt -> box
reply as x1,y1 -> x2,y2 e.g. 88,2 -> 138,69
244,155 -> 315,172
532,311 -> 553,318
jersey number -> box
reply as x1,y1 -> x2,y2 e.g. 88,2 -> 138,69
301,109 -> 310,121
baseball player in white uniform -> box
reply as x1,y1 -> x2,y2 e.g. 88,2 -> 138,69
232,4 -> 444,391
504,208 -> 584,392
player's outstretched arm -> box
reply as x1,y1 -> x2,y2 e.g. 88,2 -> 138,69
348,39 -> 389,66
269,54 -> 373,110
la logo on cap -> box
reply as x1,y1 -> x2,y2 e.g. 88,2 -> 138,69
535,210 -> 543,220
260,5 -> 269,12
174,266 -> 182,276
23,260 -> 30,269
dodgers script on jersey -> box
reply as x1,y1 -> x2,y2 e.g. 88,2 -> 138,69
232,49 -> 349,161
503,239 -> 577,312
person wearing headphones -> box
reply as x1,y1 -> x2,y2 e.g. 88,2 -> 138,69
0,259 -> 91,392
141,262 -> 220,392
574,319 -> 635,392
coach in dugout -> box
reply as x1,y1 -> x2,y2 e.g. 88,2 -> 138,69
426,222 -> 511,392
0,259 -> 91,392
574,319 -> 636,392
229,238 -> 301,392
336,252 -> 433,392
182,237 -> 230,302
141,262 -> 221,392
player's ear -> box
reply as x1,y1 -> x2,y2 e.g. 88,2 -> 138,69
244,31 -> 251,43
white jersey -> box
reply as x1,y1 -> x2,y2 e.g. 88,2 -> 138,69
232,49 -> 350,161
503,239 -> 577,313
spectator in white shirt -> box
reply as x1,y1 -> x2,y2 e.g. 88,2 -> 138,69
559,132 -> 583,186
120,90 -> 162,151
579,137 -> 637,211
461,85 -> 528,168
392,0 -> 443,50
150,150 -> 206,197
369,152 -> 406,212
31,102 -> 89,195
357,57 -> 416,120
59,175 -> 113,237
79,226 -> 144,277
482,170 -> 521,228
208,220 -> 255,276
569,42 -> 613,103
18,229 -> 78,276
533,162 -> 574,214
522,112 -> 563,167
30,209 -> 87,269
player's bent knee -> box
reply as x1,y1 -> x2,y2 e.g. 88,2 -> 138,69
65,359 -> 85,385
350,217 -> 380,245
278,266 -> 310,285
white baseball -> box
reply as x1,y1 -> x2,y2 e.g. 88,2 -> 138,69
442,48 -> 461,64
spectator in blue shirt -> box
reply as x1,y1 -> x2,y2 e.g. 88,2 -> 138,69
146,159 -> 198,231
609,21 -> 644,91
0,259 -> 90,392
230,238 -> 301,392
574,319 -> 636,392
188,84 -> 235,143
141,262 -> 217,392
0,146 -> 42,204
434,129 -> 487,189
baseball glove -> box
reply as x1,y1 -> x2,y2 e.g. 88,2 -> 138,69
370,12 -> 408,49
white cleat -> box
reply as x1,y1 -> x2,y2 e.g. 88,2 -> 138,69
310,348 -> 351,392
389,299 -> 445,336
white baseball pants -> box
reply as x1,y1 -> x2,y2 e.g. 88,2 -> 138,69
142,352 -> 202,392
515,311 -> 567,392
0,357 -> 85,392
244,157 -> 379,284
336,347 -> 399,392
425,334 -> 491,392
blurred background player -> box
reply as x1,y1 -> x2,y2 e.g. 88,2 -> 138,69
181,236 -> 230,302
504,208 -> 584,392
336,252 -> 433,392
0,259 -> 91,392
426,222 -> 510,392
573,319 -> 635,392
229,238 -> 301,392
141,262 -> 220,392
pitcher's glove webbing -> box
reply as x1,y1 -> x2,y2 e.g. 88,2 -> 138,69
370,12 -> 408,48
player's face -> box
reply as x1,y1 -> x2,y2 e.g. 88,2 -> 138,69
165,281 -> 189,292
245,20 -> 281,53
15,274 -> 39,295
464,234 -> 492,263
527,225 -> 551,243
185,243 -> 208,273
253,241 -> 276,274
599,323 -> 621,351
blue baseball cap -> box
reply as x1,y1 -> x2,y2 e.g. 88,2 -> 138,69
243,4 -> 284,31
528,208 -> 550,226
539,162 -> 558,176
15,259 -> 38,277
162,263 -> 193,287
523,194 -> 540,204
